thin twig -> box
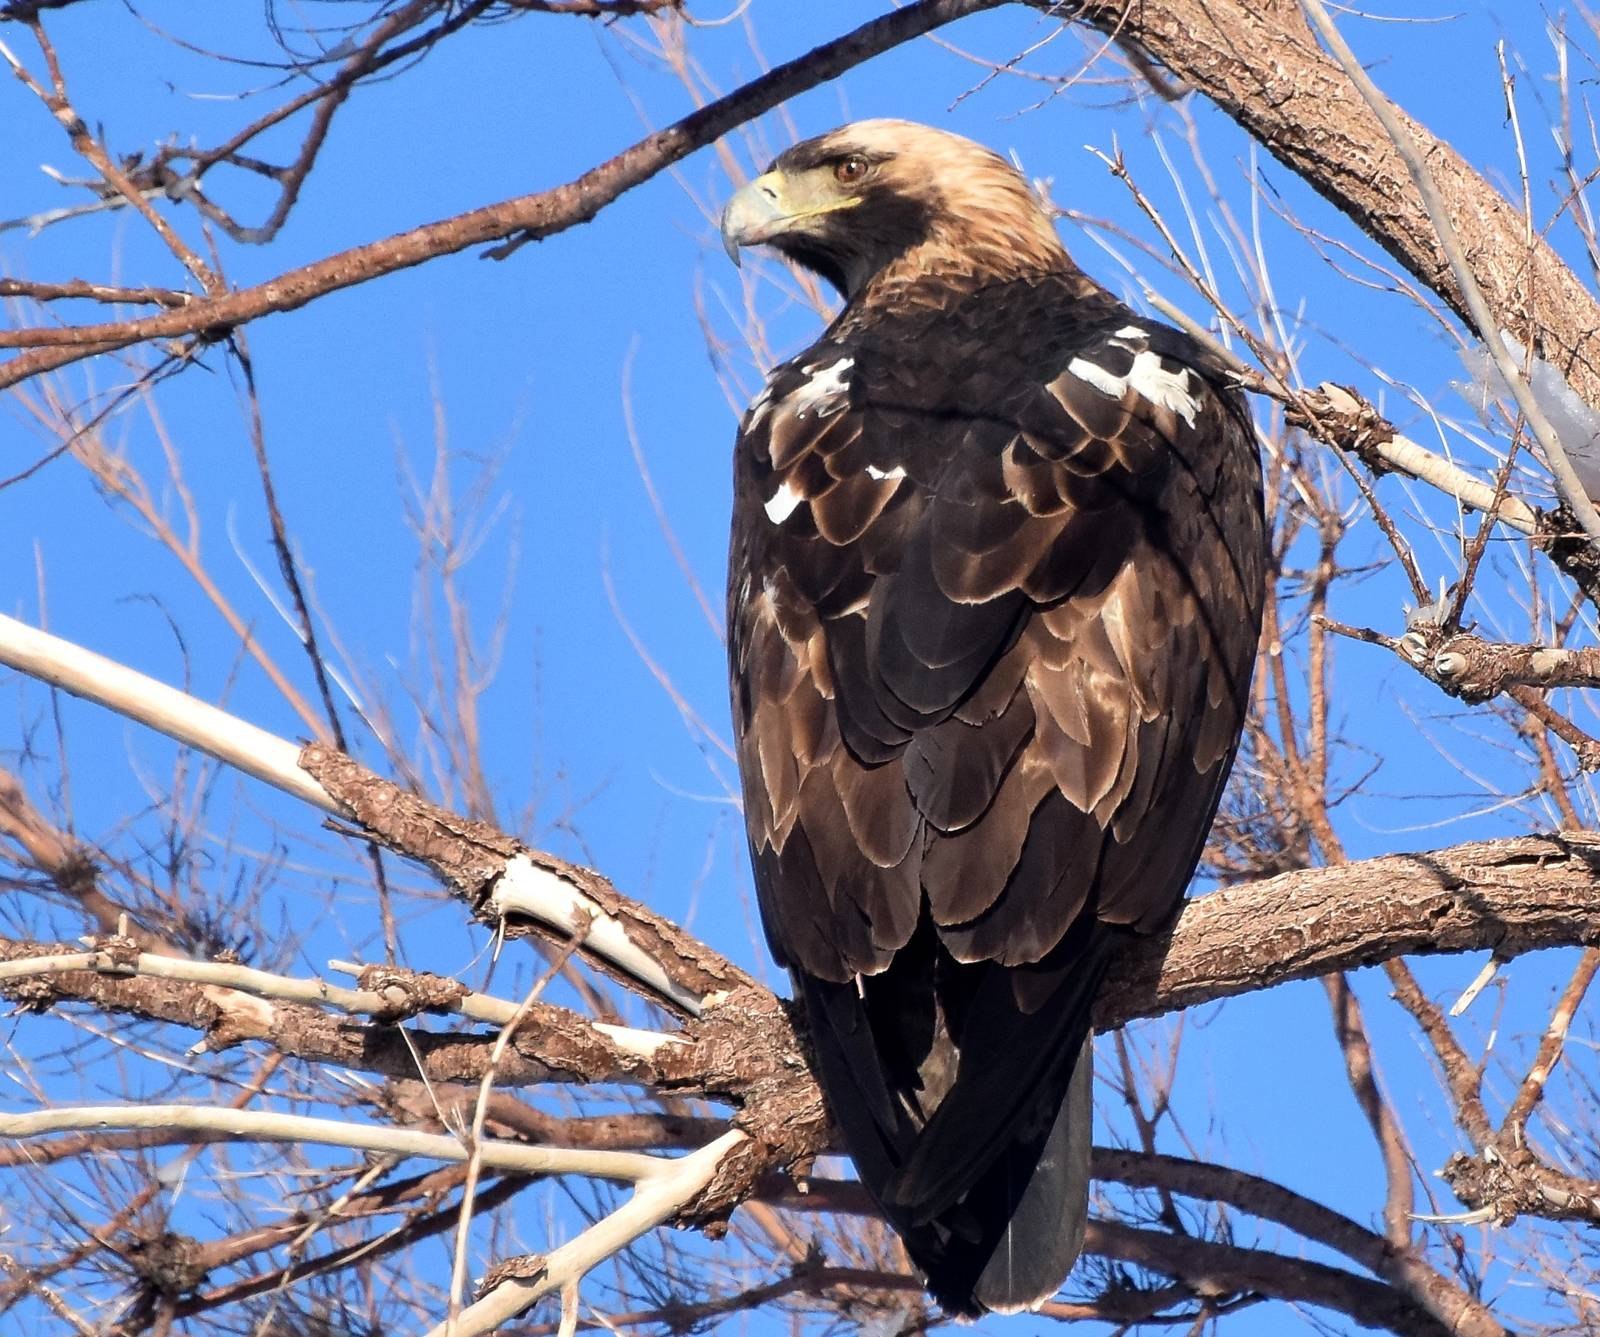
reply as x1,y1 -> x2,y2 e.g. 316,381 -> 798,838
0,1105 -> 673,1181
1299,0 -> 1600,546
10,20 -> 219,291
448,931 -> 590,1328
1503,947 -> 1600,1134
0,278 -> 191,306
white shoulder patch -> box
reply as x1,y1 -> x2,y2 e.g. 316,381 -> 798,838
763,479 -> 804,524
1126,353 -> 1200,427
1068,348 -> 1200,429
790,356 -> 854,419
1066,356 -> 1124,400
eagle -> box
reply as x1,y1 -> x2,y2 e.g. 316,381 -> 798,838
719,120 -> 1264,1315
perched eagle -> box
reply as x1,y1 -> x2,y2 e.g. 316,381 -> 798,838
719,120 -> 1264,1315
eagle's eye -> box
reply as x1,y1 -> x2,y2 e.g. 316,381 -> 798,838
833,154 -> 870,185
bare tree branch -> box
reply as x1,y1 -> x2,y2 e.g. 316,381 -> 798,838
1418,633 -> 1600,700
0,1104 -> 673,1182
0,0 -> 1004,390
6,825 -> 1599,1105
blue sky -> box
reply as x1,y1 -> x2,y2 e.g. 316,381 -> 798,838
2,2 -> 1594,1331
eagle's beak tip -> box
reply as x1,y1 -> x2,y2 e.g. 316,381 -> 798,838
720,174 -> 787,268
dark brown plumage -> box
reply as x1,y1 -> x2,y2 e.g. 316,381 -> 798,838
720,120 -> 1265,1315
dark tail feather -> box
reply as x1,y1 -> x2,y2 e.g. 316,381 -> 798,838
888,1030 -> 1094,1316
797,932 -> 1108,1317
973,1032 -> 1093,1313
884,932 -> 1112,1224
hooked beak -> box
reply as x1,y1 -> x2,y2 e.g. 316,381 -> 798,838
720,172 -> 790,267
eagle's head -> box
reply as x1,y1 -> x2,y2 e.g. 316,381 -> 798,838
720,119 -> 1069,300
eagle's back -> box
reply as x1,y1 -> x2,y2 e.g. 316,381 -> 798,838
728,272 -> 1264,1313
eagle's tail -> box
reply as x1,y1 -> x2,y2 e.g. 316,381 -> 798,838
889,1029 -> 1094,1316
971,1032 -> 1093,1313
798,923 -> 1114,1317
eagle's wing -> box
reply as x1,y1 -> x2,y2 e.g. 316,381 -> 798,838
730,319 -> 1261,975
728,311 -> 1263,1310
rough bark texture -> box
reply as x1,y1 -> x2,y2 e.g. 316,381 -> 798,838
1424,633 -> 1600,701
301,742 -> 757,1007
301,746 -> 1600,1033
1442,1146 -> 1600,1226
1102,833 -> 1600,1023
9,830 -> 1597,1133
0,938 -> 667,1088
1062,0 -> 1600,406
